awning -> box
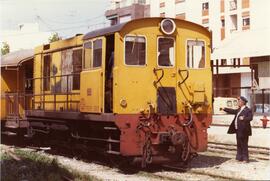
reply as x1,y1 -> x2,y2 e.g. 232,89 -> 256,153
0,49 -> 34,67
211,28 -> 270,59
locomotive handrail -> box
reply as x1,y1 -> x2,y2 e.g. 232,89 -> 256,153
24,73 -> 81,112
153,68 -> 164,87
177,68 -> 189,86
182,106 -> 193,127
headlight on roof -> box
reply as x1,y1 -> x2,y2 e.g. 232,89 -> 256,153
160,19 -> 176,35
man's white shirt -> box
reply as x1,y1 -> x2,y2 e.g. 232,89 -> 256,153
235,106 -> 246,129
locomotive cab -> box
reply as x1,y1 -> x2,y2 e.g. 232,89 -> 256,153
79,18 -> 212,166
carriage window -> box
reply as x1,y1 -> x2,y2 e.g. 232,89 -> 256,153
72,49 -> 82,90
83,41 -> 92,69
125,36 -> 146,65
93,39 -> 102,67
158,37 -> 175,67
43,54 -> 51,91
187,40 -> 205,68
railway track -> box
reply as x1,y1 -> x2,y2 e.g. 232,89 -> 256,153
2,136 -> 269,180
207,141 -> 270,160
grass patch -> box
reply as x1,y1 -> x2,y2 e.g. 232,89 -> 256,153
1,148 -> 100,181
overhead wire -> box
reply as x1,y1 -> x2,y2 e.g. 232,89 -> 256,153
2,21 -> 108,37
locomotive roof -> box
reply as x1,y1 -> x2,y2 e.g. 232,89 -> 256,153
83,22 -> 127,40
83,18 -> 211,40
1,49 -> 34,67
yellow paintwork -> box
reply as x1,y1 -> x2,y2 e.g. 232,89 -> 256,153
80,37 -> 106,113
1,67 -> 27,119
33,35 -> 83,111
109,18 -> 212,115
30,18 -> 211,115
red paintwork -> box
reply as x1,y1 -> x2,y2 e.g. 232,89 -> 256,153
114,113 -> 212,156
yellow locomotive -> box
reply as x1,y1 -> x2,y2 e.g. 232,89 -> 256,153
1,18 -> 212,167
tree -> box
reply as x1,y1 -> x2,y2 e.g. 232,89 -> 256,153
1,42 -> 10,56
48,32 -> 62,43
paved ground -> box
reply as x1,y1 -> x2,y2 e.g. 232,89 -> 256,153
209,115 -> 270,148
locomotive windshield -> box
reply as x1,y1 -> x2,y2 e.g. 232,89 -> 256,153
187,40 -> 205,68
158,37 -> 175,67
125,36 -> 146,65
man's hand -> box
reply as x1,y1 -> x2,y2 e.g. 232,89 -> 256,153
239,116 -> 244,120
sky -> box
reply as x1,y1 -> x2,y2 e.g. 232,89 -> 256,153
0,0 -> 110,38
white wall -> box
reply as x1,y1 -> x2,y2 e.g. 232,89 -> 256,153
250,0 -> 270,30
241,72 -> 252,105
185,0 -> 201,24
150,0 -> 160,17
209,0 -> 221,48
165,0 -> 175,18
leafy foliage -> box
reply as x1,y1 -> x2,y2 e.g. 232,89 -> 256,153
48,32 -> 62,43
1,42 -> 10,55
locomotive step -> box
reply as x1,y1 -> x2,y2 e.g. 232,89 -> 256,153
104,126 -> 118,130
107,150 -> 121,155
1,131 -> 17,136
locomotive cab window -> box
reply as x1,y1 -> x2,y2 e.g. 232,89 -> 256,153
187,40 -> 205,68
125,36 -> 146,65
83,41 -> 92,69
93,39 -> 102,68
158,37 -> 175,67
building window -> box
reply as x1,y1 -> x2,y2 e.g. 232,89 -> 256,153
230,15 -> 238,32
83,41 -> 92,69
221,19 -> 225,27
230,0 -> 237,10
202,18 -> 209,24
160,12 -> 165,17
187,40 -> 205,69
158,37 -> 175,67
176,13 -> 185,20
160,2 -> 165,8
138,0 -> 146,4
175,0 -> 185,4
125,36 -> 146,66
202,2 -> 209,10
243,17 -> 250,26
115,2 -> 120,9
43,55 -> 51,91
93,39 -> 102,68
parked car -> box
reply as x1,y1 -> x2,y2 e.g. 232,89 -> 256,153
213,97 -> 238,115
255,104 -> 270,113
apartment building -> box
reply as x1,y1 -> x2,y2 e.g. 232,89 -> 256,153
105,0 -> 270,112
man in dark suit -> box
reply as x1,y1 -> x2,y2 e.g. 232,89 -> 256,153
221,96 -> 253,163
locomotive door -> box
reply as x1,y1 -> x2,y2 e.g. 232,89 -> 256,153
176,38 -> 210,108
80,37 -> 106,113
155,36 -> 177,114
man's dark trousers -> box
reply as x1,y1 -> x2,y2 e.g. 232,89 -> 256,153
236,132 -> 249,161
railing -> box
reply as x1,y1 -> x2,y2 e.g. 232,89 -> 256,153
5,91 -> 33,119
27,73 -> 81,112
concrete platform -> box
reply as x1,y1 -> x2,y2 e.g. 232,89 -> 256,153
208,115 -> 270,148
208,125 -> 270,148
